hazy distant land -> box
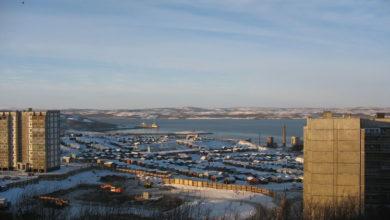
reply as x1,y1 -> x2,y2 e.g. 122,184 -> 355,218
63,107 -> 390,120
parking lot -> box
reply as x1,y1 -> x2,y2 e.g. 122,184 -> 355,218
61,131 -> 303,191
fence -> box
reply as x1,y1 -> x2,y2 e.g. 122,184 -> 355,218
116,168 -> 170,178
4,166 -> 97,188
4,166 -> 168,189
3,166 -> 275,198
162,178 -> 275,197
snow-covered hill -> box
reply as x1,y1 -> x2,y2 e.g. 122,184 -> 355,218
62,107 -> 390,119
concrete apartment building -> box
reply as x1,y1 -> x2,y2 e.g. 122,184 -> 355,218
0,109 -> 60,172
304,112 -> 390,212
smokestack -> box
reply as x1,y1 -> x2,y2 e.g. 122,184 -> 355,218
282,125 -> 286,147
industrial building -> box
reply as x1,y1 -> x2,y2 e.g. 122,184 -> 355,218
291,136 -> 303,151
0,109 -> 60,172
304,112 -> 390,212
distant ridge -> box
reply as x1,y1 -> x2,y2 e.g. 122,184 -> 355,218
61,107 -> 390,120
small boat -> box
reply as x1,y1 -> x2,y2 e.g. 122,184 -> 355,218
135,122 -> 159,129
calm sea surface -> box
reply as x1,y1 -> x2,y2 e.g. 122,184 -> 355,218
112,119 -> 306,144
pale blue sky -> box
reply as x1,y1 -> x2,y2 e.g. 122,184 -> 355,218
0,0 -> 389,109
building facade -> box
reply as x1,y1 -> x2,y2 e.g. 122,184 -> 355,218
304,112 -> 390,212
0,110 -> 60,172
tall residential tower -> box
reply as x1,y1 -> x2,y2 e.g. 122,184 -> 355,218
304,112 -> 390,212
0,109 -> 60,172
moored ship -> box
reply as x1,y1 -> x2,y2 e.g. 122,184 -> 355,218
135,122 -> 159,129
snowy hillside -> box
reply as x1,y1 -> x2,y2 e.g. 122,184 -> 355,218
62,107 -> 390,120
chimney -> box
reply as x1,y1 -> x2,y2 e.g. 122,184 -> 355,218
282,125 -> 286,147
